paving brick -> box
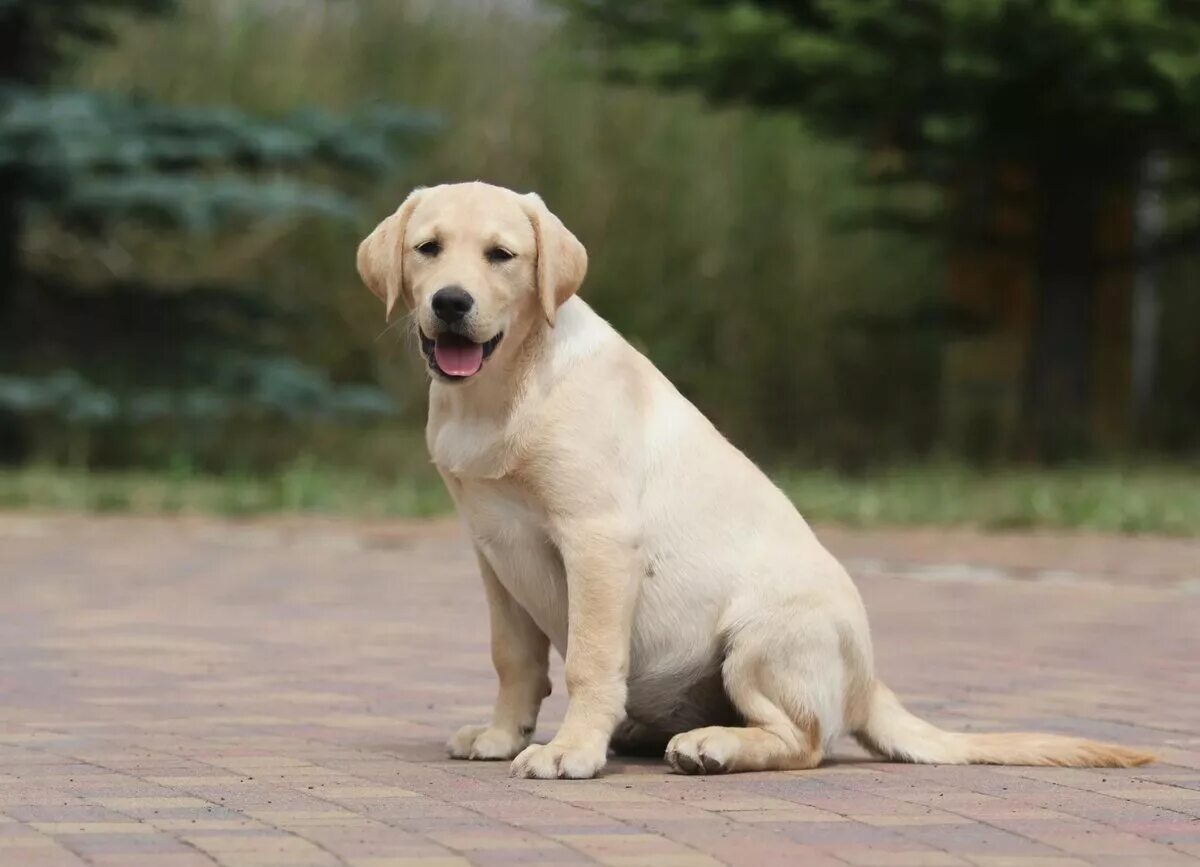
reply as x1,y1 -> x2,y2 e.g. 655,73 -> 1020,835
1,514 -> 1195,867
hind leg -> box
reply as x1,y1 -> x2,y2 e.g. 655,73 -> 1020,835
666,601 -> 863,774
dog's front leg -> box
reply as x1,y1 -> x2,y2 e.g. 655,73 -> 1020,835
510,521 -> 638,780
448,548 -> 551,761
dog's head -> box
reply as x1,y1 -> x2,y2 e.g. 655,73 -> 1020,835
357,181 -> 587,383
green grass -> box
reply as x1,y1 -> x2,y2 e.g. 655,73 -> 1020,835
0,462 -> 449,519
2,463 -> 1197,535
779,464 -> 1200,535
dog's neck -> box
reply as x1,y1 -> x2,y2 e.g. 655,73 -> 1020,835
426,298 -> 615,480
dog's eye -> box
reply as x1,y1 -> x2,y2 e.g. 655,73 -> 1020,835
486,246 -> 515,264
415,240 -> 442,257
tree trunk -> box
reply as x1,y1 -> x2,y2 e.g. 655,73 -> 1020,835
0,182 -> 20,321
0,4 -> 32,322
1131,155 -> 1164,437
1023,173 -> 1100,459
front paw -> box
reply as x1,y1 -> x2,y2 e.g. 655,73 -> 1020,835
447,724 -> 530,760
510,740 -> 607,779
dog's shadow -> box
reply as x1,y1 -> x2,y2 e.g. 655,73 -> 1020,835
367,738 -> 885,777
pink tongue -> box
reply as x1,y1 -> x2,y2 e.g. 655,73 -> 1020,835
434,338 -> 484,377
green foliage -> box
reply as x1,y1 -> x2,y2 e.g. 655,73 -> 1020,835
568,0 -> 1200,457
562,0 -> 1200,261
0,0 -> 177,84
0,371 -> 116,424
0,0 -> 431,461
51,0 -> 945,465
0,360 -> 400,426
2,0 -> 1195,476
1,88 -> 433,231
47,0 -> 1198,468
569,0 -> 1200,175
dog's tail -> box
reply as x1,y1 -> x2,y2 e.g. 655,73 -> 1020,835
852,681 -> 1154,768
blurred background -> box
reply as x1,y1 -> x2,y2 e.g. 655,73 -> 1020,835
1,0 -> 1197,533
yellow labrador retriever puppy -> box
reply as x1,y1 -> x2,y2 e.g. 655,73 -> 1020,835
357,181 -> 1153,779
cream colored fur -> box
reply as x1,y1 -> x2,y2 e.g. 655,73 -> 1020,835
357,181 -> 1155,779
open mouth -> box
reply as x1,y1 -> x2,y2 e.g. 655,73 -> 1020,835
420,331 -> 503,380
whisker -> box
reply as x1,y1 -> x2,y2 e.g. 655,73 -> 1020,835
375,310 -> 418,343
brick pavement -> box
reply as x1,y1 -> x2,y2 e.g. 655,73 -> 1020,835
0,514 -> 1197,867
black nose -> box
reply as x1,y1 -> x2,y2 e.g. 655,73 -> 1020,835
431,286 -> 474,324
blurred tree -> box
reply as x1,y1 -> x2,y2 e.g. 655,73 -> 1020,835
567,0 -> 1200,457
0,0 -> 430,462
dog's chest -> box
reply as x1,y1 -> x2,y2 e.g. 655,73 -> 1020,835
427,414 -> 513,480
453,475 -> 569,652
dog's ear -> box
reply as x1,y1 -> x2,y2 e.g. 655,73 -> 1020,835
357,188 -> 426,320
522,192 -> 587,326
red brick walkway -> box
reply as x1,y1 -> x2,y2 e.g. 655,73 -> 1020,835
1,514 -> 1197,866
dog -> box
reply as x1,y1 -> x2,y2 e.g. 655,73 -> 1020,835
357,181 -> 1154,779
